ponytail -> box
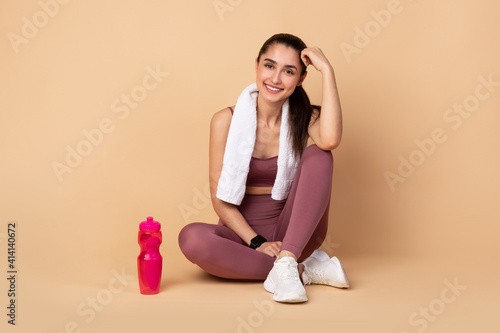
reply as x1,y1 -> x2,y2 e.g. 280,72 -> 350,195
288,85 -> 321,160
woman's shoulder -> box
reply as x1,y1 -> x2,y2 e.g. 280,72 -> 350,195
210,105 -> 235,130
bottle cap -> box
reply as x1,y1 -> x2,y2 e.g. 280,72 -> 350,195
139,216 -> 161,231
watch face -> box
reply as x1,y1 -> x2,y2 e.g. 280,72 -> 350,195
250,235 -> 267,249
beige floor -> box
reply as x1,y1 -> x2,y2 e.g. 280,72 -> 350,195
2,1 -> 499,332
8,249 -> 497,333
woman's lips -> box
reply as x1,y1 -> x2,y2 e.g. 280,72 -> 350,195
264,83 -> 283,94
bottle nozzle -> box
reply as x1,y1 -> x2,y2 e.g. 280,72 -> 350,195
139,216 -> 161,231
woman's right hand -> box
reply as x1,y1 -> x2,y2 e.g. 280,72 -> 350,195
256,241 -> 282,257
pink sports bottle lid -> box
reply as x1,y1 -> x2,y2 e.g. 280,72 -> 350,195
139,216 -> 161,231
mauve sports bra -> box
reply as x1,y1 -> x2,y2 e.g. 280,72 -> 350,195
228,107 -> 277,188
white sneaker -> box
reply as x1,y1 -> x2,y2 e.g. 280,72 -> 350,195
301,249 -> 350,288
263,256 -> 308,303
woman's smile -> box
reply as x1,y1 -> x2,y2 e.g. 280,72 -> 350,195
264,83 -> 284,93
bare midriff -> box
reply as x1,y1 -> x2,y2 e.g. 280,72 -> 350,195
245,186 -> 273,195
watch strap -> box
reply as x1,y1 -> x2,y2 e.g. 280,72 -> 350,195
249,235 -> 267,249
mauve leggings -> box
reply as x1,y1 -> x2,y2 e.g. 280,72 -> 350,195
178,144 -> 333,280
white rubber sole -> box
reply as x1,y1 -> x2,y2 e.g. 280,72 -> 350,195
264,274 -> 308,303
263,276 -> 275,293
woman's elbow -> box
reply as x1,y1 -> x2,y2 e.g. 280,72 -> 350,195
211,194 -> 233,215
317,136 -> 341,151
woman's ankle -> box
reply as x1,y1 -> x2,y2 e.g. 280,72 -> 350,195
278,250 -> 298,261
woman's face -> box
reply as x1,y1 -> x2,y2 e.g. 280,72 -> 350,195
255,43 -> 307,104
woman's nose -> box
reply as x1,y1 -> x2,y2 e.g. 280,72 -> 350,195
271,71 -> 281,84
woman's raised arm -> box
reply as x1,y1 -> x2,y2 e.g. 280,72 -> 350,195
301,47 -> 343,151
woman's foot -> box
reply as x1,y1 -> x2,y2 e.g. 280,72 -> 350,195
301,249 -> 350,288
263,255 -> 308,303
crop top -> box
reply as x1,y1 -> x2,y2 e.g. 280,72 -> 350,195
246,155 -> 278,187
228,106 -> 277,188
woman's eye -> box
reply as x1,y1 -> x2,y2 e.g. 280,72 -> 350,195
285,70 -> 294,75
264,64 -> 273,69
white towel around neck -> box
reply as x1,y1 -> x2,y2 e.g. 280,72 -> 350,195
216,83 -> 300,205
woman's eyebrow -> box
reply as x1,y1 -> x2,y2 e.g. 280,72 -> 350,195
263,58 -> 297,70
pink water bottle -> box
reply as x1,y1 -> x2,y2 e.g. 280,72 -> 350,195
137,216 -> 163,294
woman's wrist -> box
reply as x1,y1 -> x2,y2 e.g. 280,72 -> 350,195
249,234 -> 267,249
320,64 -> 335,77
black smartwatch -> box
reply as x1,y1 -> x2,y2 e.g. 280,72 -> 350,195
249,235 -> 267,249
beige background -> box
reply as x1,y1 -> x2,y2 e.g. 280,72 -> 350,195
1,0 -> 499,332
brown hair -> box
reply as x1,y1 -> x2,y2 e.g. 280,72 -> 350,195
257,33 -> 321,159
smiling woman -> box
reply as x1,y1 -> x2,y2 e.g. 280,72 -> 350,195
178,33 -> 347,304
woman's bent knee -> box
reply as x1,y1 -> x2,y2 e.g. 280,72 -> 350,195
178,223 -> 209,262
301,144 -> 334,168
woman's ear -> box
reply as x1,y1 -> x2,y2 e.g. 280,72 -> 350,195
297,71 -> 308,86
255,58 -> 259,71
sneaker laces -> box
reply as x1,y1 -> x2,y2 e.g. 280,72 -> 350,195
276,257 -> 300,281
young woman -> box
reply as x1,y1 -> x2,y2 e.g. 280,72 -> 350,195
179,33 -> 349,303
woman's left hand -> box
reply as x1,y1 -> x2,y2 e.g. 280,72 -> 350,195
301,47 -> 333,73
256,241 -> 282,257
